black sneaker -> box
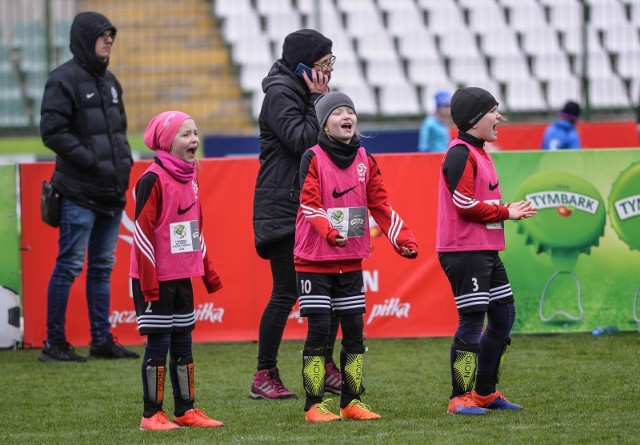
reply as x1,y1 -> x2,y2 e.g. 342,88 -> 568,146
39,340 -> 87,362
89,334 -> 140,359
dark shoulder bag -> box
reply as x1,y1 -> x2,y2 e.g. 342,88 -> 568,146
41,180 -> 61,228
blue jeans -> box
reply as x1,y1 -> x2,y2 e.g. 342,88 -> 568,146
46,198 -> 123,345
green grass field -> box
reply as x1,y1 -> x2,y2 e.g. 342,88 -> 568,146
1,334 -> 638,444
0,135 -> 147,156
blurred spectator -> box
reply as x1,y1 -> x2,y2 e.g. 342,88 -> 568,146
636,92 -> 640,141
418,90 -> 452,152
541,101 -> 582,150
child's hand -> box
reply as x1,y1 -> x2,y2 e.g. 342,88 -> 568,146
335,235 -> 347,247
400,246 -> 417,258
506,200 -> 537,220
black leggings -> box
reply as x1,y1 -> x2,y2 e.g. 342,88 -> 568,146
305,312 -> 364,351
257,235 -> 339,369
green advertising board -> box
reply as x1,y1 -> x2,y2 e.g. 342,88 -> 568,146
495,149 -> 640,334
0,164 -> 20,295
0,164 -> 21,348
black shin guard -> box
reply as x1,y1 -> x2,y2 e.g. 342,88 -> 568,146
142,357 -> 167,417
476,335 -> 511,395
340,341 -> 365,408
171,355 -> 195,416
450,338 -> 480,398
302,347 -> 326,410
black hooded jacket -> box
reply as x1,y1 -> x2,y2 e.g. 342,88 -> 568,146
252,60 -> 324,258
40,12 -> 132,215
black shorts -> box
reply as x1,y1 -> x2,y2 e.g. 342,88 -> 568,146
132,278 -> 196,335
438,251 -> 514,314
296,271 -> 365,316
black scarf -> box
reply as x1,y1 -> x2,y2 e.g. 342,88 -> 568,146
317,131 -> 361,169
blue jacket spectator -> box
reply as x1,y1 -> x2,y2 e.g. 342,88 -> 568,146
541,101 -> 581,150
418,90 -> 452,152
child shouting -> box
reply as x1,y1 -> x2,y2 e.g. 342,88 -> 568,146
131,111 -> 224,430
294,92 -> 418,422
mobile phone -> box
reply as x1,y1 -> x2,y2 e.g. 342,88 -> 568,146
295,63 -> 313,79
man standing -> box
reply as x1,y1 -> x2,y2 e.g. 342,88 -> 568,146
39,11 -> 138,361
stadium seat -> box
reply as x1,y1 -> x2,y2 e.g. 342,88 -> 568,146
507,2 -> 548,32
478,27 -> 521,58
449,55 -> 491,84
396,30 -> 439,62
385,8 -> 427,38
335,0 -> 377,14
354,32 -> 397,62
238,60 -> 271,93
11,20 -> 46,50
0,71 -> 22,100
503,78 -> 547,112
213,0 -> 254,18
520,26 -> 563,57
25,71 -> 47,100
588,76 -> 630,109
329,58 -> 367,89
377,0 -> 419,13
421,2 -> 466,37
631,1 -> 640,26
344,10 -> 385,39
334,83 -> 377,115
364,58 -> 407,87
255,0 -> 294,15
54,19 -> 73,66
602,25 -> 640,55
263,12 -> 303,46
490,54 -> 531,84
17,44 -> 48,73
545,76 -> 581,109
0,45 -> 13,73
561,25 -> 600,55
463,0 -> 507,33
585,0 -> 627,31
574,51 -> 615,78
438,29 -> 479,60
230,38 -> 273,65
220,11 -> 263,45
546,0 -> 584,32
378,82 -> 421,116
0,96 -> 30,128
617,50 -> 640,80
407,58 -> 450,88
532,53 -> 573,81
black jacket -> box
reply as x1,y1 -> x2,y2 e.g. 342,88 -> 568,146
40,12 -> 132,215
252,60 -> 323,258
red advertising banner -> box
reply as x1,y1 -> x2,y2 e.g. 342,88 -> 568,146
20,154 -> 457,347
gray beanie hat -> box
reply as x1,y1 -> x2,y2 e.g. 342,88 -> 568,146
450,87 -> 498,132
314,92 -> 356,128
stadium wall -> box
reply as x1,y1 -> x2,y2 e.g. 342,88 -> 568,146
204,120 -> 640,157
14,149 -> 640,348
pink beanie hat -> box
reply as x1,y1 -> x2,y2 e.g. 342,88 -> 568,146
144,111 -> 191,152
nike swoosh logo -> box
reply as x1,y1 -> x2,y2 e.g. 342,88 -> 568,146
86,93 -> 95,99
332,185 -> 358,199
177,202 -> 196,215
489,181 -> 499,191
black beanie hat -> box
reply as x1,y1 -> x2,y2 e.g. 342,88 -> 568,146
450,87 -> 498,132
282,29 -> 333,70
559,100 -> 581,122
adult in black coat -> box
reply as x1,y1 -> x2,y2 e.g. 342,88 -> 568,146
38,11 -> 138,362
250,29 -> 342,399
